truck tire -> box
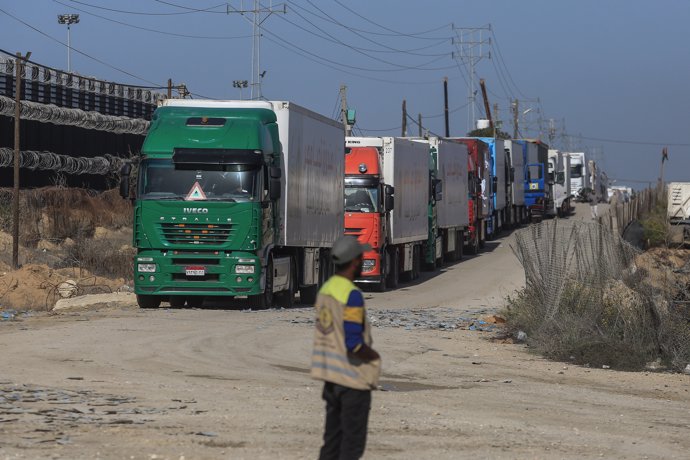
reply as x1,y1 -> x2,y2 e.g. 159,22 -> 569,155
169,296 -> 186,308
137,295 -> 161,309
250,258 -> 274,309
455,232 -> 464,261
412,245 -> 421,279
386,249 -> 399,289
274,258 -> 295,308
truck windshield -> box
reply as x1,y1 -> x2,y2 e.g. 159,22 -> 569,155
138,159 -> 259,201
344,187 -> 379,213
571,164 -> 583,178
526,165 -> 542,180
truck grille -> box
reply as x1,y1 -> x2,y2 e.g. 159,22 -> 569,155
159,223 -> 232,245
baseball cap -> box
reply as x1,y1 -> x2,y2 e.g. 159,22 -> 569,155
331,235 -> 372,265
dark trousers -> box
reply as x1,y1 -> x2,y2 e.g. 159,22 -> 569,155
319,381 -> 372,460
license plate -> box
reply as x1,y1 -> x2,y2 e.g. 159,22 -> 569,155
185,266 -> 205,276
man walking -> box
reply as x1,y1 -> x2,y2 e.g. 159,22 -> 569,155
311,236 -> 382,460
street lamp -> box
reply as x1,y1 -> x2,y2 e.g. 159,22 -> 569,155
233,80 -> 248,100
57,14 -> 79,72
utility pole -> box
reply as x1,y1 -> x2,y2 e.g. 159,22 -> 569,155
13,51 -> 31,269
511,99 -> 519,139
452,25 -> 491,132
339,84 -> 352,136
443,77 -> 450,137
401,99 -> 407,137
227,1 -> 286,100
167,78 -> 172,99
418,113 -> 423,137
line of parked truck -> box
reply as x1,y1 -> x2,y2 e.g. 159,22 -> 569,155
119,99 -> 601,308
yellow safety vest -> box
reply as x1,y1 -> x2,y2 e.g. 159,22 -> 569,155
310,275 -> 381,390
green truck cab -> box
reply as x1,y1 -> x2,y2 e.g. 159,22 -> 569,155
121,100 -> 344,308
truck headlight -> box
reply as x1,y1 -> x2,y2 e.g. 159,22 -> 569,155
362,259 -> 376,273
235,265 -> 255,274
138,263 -> 157,273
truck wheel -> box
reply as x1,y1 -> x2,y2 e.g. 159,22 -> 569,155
274,258 -> 295,308
169,296 -> 186,308
186,296 -> 204,308
137,295 -> 161,309
386,249 -> 399,289
412,245 -> 421,279
250,258 -> 274,309
455,232 -> 464,261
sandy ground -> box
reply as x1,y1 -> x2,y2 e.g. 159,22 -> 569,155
1,207 -> 689,459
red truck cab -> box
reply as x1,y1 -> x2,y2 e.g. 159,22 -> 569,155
344,147 -> 389,289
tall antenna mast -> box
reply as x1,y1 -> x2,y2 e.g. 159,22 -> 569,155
452,25 -> 491,132
228,1 -> 286,99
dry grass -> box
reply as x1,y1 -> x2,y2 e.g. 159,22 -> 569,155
0,187 -> 134,285
507,220 -> 690,372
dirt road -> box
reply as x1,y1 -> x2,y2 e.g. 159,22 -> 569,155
2,215 -> 689,459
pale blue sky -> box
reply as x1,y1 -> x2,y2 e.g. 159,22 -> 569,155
1,0 -> 688,187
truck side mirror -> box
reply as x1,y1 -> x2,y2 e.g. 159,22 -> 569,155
268,166 -> 282,201
119,162 -> 132,199
384,184 -> 394,211
510,167 -> 515,182
433,179 -> 443,201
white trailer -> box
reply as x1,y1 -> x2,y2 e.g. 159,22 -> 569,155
412,137 -> 469,261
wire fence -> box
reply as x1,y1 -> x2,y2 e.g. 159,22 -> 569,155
0,95 -> 150,135
509,219 -> 690,371
0,148 -> 125,175
597,188 -> 660,236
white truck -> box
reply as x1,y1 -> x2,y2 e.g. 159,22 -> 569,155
345,137 -> 430,284
548,149 -> 572,217
567,152 -> 589,200
413,137 -> 469,262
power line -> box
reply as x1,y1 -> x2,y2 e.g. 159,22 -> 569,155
0,7 -> 163,86
261,32 -> 452,85
490,28 -> 529,100
286,1 -> 450,57
275,3 -> 454,71
64,0 -> 224,16
331,0 -> 451,40
53,0 -> 251,40
358,125 -> 401,133
578,135 -> 690,147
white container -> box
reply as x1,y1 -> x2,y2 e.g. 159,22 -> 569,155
506,140 -> 525,206
416,138 -> 469,228
668,182 -> 690,221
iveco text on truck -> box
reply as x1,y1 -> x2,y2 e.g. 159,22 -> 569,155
120,100 -> 344,308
